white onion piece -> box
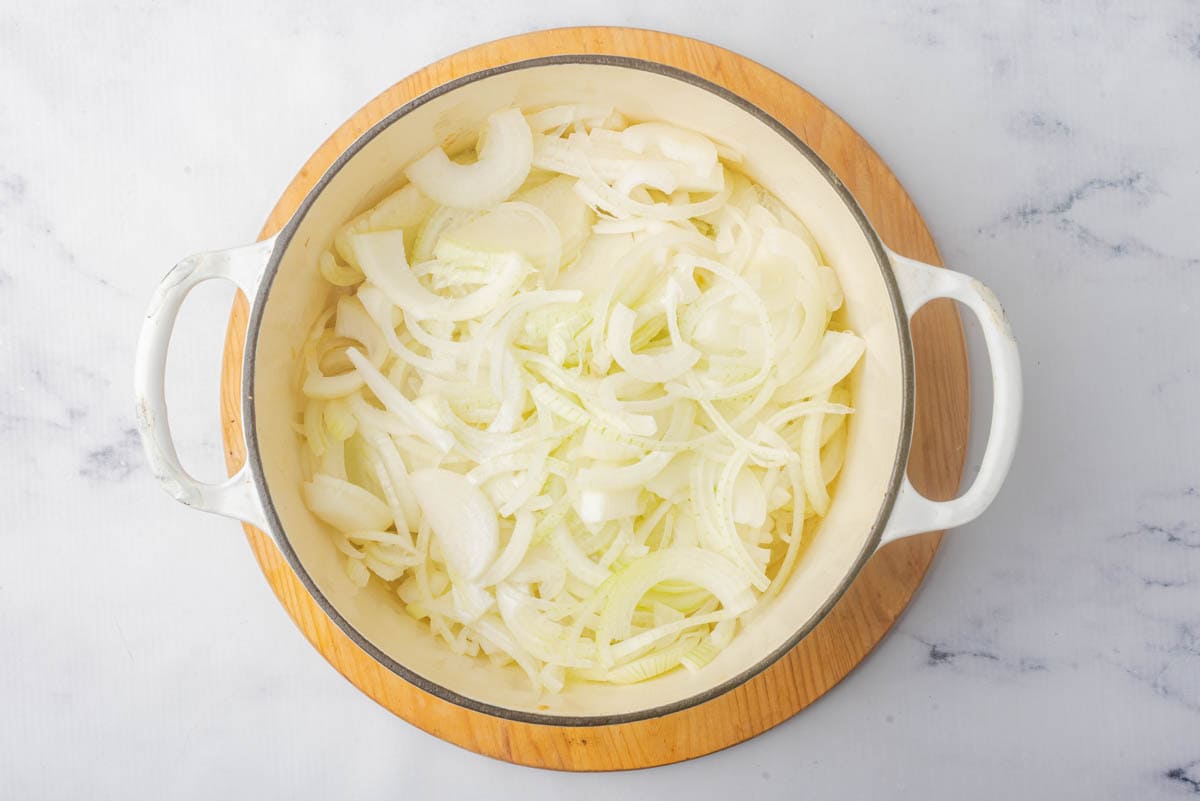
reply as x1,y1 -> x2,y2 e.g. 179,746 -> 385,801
732,469 -> 767,528
496,584 -> 593,667
413,206 -> 476,263
435,201 -> 562,278
576,450 -> 674,491
515,175 -> 595,267
449,582 -> 493,624
525,104 -> 613,134
597,547 -> 755,644
345,347 -> 455,453
351,229 -> 529,322
646,453 -> 693,501
480,512 -> 535,586
620,123 -> 718,173
777,330 -> 866,402
606,303 -> 700,383
303,474 -> 393,533
798,391 -> 835,516
408,468 -> 499,582
357,285 -> 455,375
366,182 -> 434,235
573,488 -> 640,524
334,296 -> 388,366
610,610 -> 732,662
302,369 -> 364,400
550,524 -> 611,587
576,161 -> 731,222
579,425 -> 644,461
406,108 -> 533,210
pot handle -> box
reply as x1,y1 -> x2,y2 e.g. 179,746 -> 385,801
134,236 -> 277,529
879,250 -> 1022,546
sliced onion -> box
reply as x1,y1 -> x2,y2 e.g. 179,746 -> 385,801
302,368 -> 364,400
572,488 -> 640,525
345,347 -> 455,453
356,285 -> 454,375
351,229 -> 530,322
550,524 -> 611,587
496,584 -> 593,667
480,512 -> 535,586
515,175 -> 596,266
597,547 -> 755,646
732,468 -> 767,527
297,103 -> 866,694
606,303 -> 700,383
435,201 -> 562,279
408,467 -> 499,581
576,451 -> 674,491
333,296 -> 388,366
777,330 -> 866,401
303,474 -> 393,533
525,104 -> 614,135
406,108 -> 533,210
367,182 -> 434,236
799,391 -> 833,516
620,123 -> 717,172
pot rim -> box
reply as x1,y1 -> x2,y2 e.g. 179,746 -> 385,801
242,54 -> 915,727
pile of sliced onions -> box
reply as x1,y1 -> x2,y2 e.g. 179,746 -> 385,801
297,105 -> 865,693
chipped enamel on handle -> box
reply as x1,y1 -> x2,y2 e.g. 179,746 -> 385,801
134,237 -> 277,529
879,251 -> 1022,546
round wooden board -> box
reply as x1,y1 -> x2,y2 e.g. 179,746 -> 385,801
220,27 -> 969,771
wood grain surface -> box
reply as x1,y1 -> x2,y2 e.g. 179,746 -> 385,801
219,27 -> 969,771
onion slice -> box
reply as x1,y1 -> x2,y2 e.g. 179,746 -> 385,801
606,303 -> 700,383
408,468 -> 500,582
350,229 -> 530,322
406,108 -> 533,210
303,474 -> 393,533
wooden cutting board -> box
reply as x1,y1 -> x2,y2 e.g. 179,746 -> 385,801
220,27 -> 969,771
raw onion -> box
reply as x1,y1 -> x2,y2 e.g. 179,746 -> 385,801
297,106 -> 864,693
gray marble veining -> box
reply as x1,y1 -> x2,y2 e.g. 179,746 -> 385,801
1,1 -> 1197,799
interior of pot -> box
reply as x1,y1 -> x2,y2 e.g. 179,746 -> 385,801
248,59 -> 908,721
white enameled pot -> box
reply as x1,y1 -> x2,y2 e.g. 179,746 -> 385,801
134,57 -> 1021,725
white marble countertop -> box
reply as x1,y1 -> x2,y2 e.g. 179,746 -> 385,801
3,1 -> 1198,798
